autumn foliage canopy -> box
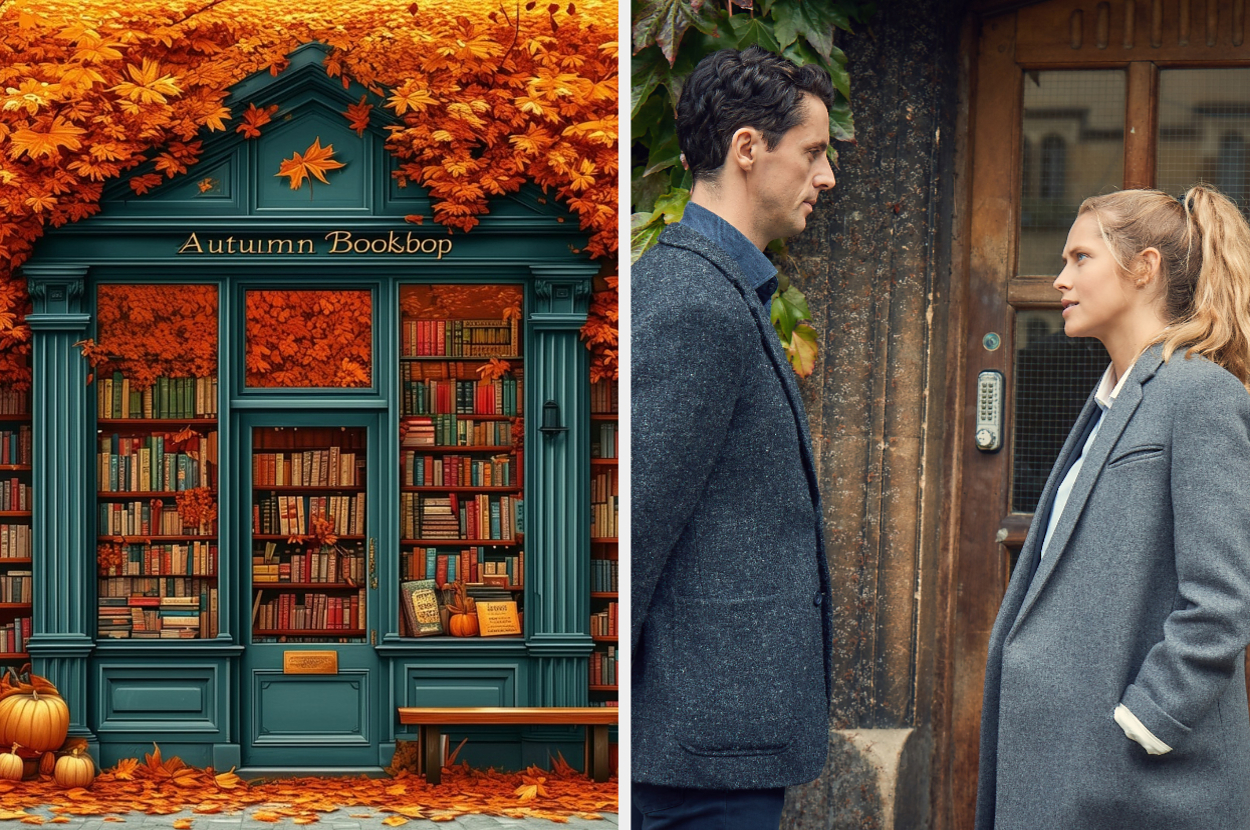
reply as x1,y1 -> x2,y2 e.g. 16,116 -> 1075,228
0,0 -> 618,389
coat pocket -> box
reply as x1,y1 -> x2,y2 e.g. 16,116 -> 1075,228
670,592 -> 819,757
1107,444 -> 1165,468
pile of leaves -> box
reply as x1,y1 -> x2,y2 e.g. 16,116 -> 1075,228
0,744 -> 616,823
0,0 -> 618,389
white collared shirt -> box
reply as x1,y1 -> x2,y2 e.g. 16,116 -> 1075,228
1039,360 -> 1135,559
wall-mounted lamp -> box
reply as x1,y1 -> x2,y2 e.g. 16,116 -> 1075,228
539,400 -> 567,436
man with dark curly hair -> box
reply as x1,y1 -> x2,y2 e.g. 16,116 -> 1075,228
631,45 -> 837,829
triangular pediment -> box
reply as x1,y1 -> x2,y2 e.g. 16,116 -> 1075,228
92,43 -> 577,229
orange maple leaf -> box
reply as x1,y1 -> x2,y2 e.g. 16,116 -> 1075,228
275,137 -> 346,195
236,103 -> 278,139
8,116 -> 87,159
109,758 -> 139,780
344,95 -> 372,136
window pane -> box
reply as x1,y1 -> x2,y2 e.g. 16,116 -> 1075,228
1011,310 -> 1108,512
1019,70 -> 1126,275
244,290 -> 372,388
1157,69 -> 1250,213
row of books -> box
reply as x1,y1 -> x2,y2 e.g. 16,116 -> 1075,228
252,543 -> 365,584
253,494 -> 366,537
587,700 -> 619,707
0,391 -> 27,417
401,452 -> 515,488
591,468 -> 617,502
590,602 -> 617,638
590,557 -> 618,592
0,525 -> 31,558
591,496 -> 618,539
400,376 -> 522,417
400,494 -> 522,541
98,373 -> 219,420
0,572 -> 31,603
401,416 -> 514,448
98,590 -> 218,639
591,422 -> 618,459
590,382 -> 618,414
98,542 -> 218,577
99,501 -> 216,537
252,589 -> 366,632
402,547 -> 524,588
252,448 -> 362,488
0,427 -> 30,465
1,479 -> 30,512
98,576 -> 217,599
401,318 -> 519,358
0,616 -> 30,654
590,646 -> 618,687
98,432 -> 217,493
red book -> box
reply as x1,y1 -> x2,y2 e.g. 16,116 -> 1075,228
435,555 -> 448,588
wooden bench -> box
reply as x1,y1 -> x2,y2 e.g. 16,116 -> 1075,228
397,706 -> 618,784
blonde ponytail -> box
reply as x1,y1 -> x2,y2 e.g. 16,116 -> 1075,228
1157,186 -> 1250,386
1079,185 -> 1250,388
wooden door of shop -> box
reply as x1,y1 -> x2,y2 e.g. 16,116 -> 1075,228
239,411 -> 382,769
953,1 -> 1250,825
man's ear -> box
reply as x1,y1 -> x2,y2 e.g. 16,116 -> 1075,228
727,126 -> 760,174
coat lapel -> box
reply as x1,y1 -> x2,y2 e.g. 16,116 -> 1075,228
659,225 -> 823,506
1006,345 -> 1165,638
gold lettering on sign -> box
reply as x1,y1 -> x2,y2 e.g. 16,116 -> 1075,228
176,231 -> 451,257
283,650 -> 339,674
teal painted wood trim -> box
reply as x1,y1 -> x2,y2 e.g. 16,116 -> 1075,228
22,265 -> 95,737
525,265 -> 595,706
93,661 -> 229,740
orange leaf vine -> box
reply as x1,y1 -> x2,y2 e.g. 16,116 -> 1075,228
0,0 -> 616,391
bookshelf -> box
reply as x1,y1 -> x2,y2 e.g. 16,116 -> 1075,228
0,386 -> 31,664
589,379 -> 618,700
397,284 -> 525,637
250,426 -> 368,642
96,374 -> 220,640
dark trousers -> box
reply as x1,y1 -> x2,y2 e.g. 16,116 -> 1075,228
631,781 -> 786,829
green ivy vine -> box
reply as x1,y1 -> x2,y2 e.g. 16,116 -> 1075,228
631,0 -> 875,375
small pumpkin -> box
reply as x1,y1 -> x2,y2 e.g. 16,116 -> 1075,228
53,746 -> 94,789
38,750 -> 55,776
445,582 -> 479,637
0,744 -> 23,781
0,668 -> 70,753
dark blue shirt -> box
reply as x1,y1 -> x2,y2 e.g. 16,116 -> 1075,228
680,202 -> 778,314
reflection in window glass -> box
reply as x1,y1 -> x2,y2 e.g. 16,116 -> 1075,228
1019,71 -> 1125,275
1011,311 -> 1109,513
1157,69 -> 1250,213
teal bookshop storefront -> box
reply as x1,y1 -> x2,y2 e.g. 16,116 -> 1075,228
8,45 -> 619,773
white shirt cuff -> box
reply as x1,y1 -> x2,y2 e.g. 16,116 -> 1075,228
1114,703 -> 1172,755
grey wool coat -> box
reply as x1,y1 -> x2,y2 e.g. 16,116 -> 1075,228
631,222 -> 834,790
977,344 -> 1250,830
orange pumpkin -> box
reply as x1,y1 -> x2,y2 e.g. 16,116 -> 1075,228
53,746 -> 94,789
38,751 -> 55,776
449,611 -> 479,637
0,669 -> 70,753
0,745 -> 23,781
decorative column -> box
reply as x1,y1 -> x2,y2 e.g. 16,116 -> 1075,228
525,264 -> 596,707
21,265 -> 95,741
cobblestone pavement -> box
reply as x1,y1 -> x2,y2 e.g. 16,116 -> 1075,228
7,807 -> 618,830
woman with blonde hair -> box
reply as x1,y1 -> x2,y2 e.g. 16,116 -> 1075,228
977,185 -> 1250,829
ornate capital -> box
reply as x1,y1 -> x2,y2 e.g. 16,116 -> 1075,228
21,265 -> 89,316
529,264 -> 595,319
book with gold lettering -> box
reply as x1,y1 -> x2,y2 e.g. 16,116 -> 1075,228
400,579 -> 443,637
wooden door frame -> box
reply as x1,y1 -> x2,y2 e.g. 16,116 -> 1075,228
943,1 -> 1250,827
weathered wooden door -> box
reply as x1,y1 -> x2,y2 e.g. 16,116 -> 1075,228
953,1 -> 1250,825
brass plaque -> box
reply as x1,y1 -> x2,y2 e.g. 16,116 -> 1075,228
283,650 -> 338,674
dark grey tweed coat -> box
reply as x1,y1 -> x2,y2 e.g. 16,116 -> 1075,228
631,222 -> 833,790
977,345 -> 1250,829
